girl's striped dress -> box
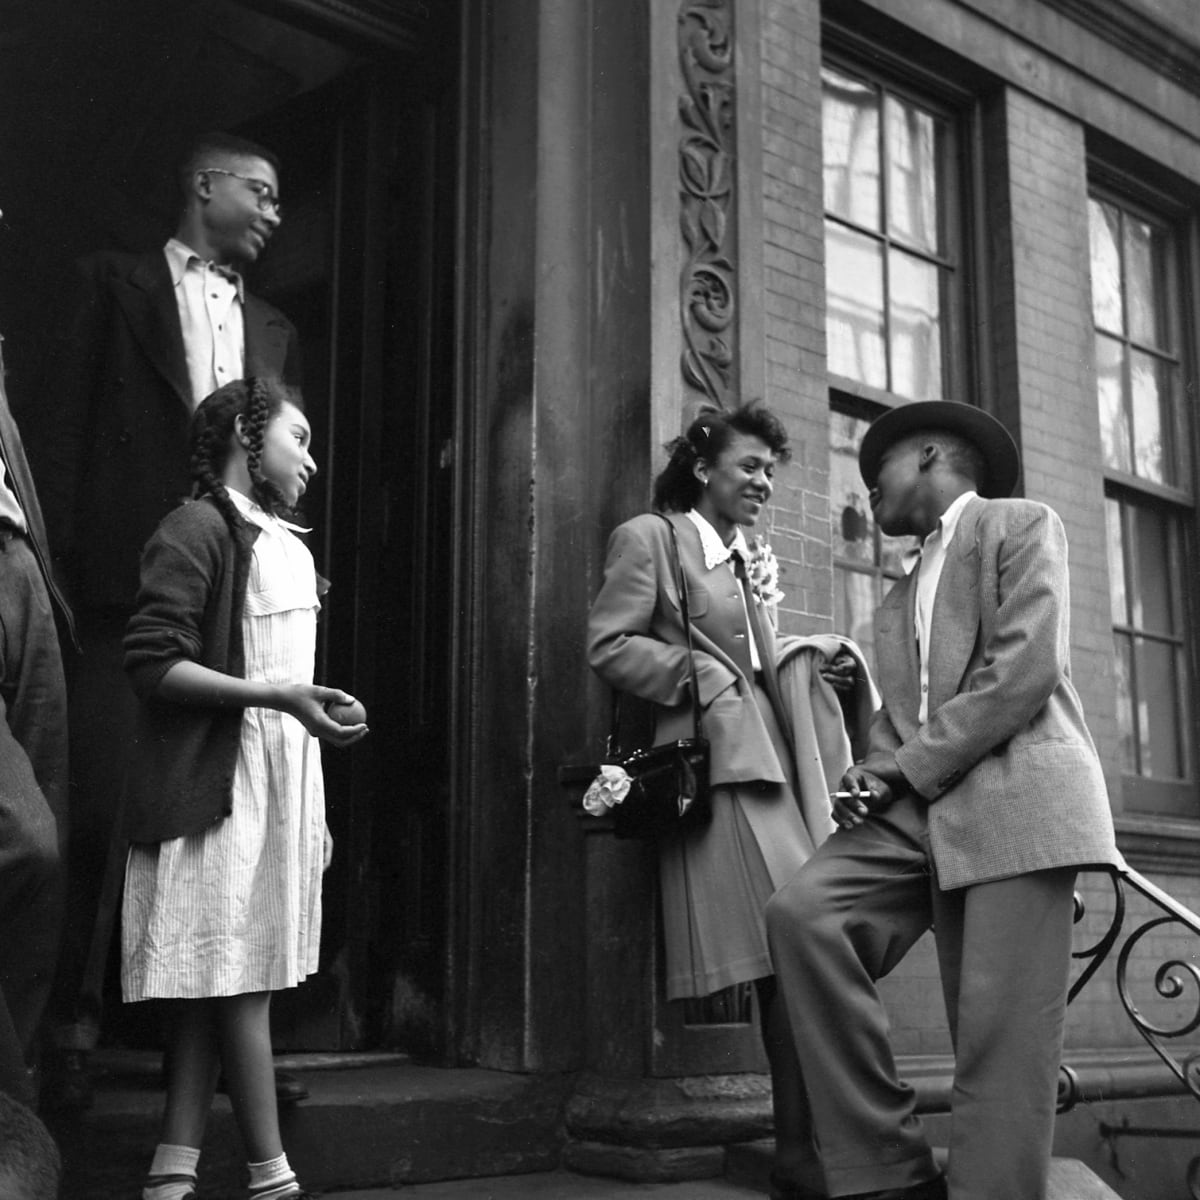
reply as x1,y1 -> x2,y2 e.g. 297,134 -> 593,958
122,490 -> 326,1000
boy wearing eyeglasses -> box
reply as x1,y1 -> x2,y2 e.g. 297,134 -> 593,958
26,130 -> 303,1111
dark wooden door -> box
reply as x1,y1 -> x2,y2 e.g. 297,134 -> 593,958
243,65 -> 457,1054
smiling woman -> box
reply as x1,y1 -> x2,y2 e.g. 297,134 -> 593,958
587,401 -> 871,1200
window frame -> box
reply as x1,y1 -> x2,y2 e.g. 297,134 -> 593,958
822,42 -> 981,665
1088,168 -> 1200,818
821,45 -> 976,414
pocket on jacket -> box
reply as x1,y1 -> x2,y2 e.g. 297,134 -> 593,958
666,586 -> 709,618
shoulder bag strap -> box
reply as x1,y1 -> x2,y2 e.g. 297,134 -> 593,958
657,513 -> 704,740
606,513 -> 705,756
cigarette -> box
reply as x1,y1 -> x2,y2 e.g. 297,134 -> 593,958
830,790 -> 864,799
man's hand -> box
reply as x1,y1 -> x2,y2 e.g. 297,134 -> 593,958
833,754 -> 908,828
818,651 -> 858,694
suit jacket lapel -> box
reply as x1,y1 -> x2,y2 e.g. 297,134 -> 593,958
244,294 -> 290,377
112,254 -> 192,410
928,496 -> 983,713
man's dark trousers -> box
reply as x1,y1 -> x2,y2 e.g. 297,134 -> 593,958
0,530 -> 66,1102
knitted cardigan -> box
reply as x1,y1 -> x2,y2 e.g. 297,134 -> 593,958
122,496 -> 260,843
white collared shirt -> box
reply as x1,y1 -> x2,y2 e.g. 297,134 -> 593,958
911,490 -> 976,723
164,238 -> 246,409
685,509 -> 760,671
227,487 -> 319,617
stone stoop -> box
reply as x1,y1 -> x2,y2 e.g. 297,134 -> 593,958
44,1052 -> 574,1200
725,1141 -> 1124,1199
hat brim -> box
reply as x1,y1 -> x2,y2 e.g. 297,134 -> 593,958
858,401 -> 1021,499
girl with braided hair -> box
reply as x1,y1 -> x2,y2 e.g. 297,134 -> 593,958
120,377 -> 367,1200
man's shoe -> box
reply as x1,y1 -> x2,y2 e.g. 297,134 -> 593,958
40,1049 -> 94,1112
845,1175 -> 947,1200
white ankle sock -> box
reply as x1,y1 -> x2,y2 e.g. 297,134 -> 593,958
247,1151 -> 302,1198
143,1143 -> 199,1200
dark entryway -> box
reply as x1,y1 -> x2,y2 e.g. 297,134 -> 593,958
0,0 -> 460,1056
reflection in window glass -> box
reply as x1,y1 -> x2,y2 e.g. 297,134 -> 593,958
1090,189 -> 1194,805
1106,491 -> 1192,785
1125,217 -> 1169,350
1130,502 -> 1174,635
1088,197 -> 1186,490
1114,635 -> 1135,773
885,96 -> 938,253
830,409 -> 918,678
1104,498 -> 1126,627
1088,198 -> 1122,335
1130,350 -> 1170,485
822,67 -> 880,230
1095,334 -> 1130,474
822,65 -> 953,403
826,225 -> 887,389
889,249 -> 942,399
1134,636 -> 1185,781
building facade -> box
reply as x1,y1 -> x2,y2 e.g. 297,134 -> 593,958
1,0 -> 1198,1192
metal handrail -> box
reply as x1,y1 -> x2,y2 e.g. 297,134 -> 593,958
1064,865 -> 1200,1197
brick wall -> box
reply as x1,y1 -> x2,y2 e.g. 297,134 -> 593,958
984,87 -> 1122,793
757,0 -> 834,635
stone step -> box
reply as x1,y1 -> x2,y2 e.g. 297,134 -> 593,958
726,1140 -> 1124,1199
45,1051 -> 573,1199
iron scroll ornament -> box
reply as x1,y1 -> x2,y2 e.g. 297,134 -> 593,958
1064,866 -> 1200,1109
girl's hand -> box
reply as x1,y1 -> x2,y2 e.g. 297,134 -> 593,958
278,685 -> 369,745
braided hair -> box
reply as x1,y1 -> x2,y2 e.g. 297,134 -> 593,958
652,401 -> 792,512
188,377 -> 302,535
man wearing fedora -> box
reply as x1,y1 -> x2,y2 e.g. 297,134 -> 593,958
764,401 -> 1121,1200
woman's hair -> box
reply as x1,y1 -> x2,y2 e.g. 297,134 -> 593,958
188,376 -> 302,533
652,402 -> 792,512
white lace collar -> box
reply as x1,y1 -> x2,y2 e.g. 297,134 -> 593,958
685,509 -> 752,571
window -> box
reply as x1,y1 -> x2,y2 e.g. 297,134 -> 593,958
823,58 -> 967,667
822,62 -> 964,404
1088,189 -> 1196,814
830,407 -> 916,672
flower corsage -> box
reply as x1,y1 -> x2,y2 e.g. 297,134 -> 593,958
746,536 -> 784,606
582,764 -> 633,816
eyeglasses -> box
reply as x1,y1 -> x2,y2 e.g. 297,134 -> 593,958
200,168 -> 283,217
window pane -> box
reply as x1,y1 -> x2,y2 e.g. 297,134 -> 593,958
1125,216 -> 1169,350
826,223 -> 887,388
1095,333 -> 1131,473
1133,637 -> 1186,780
1128,502 -> 1173,633
822,67 -> 880,230
835,565 -> 880,672
889,249 -> 943,400
1130,350 -> 1172,485
1114,634 -> 1136,772
1088,198 -> 1123,335
830,410 -> 917,572
885,95 -> 939,253
1105,498 -> 1127,625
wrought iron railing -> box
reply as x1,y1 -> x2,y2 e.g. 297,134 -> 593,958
1063,865 -> 1200,1196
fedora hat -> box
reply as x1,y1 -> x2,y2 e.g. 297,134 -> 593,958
858,400 -> 1021,499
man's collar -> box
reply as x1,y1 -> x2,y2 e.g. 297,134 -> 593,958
902,490 -> 977,575
164,238 -> 245,300
685,509 -> 752,570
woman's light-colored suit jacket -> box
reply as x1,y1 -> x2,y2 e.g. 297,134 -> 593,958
587,511 -> 789,787
871,495 -> 1121,889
